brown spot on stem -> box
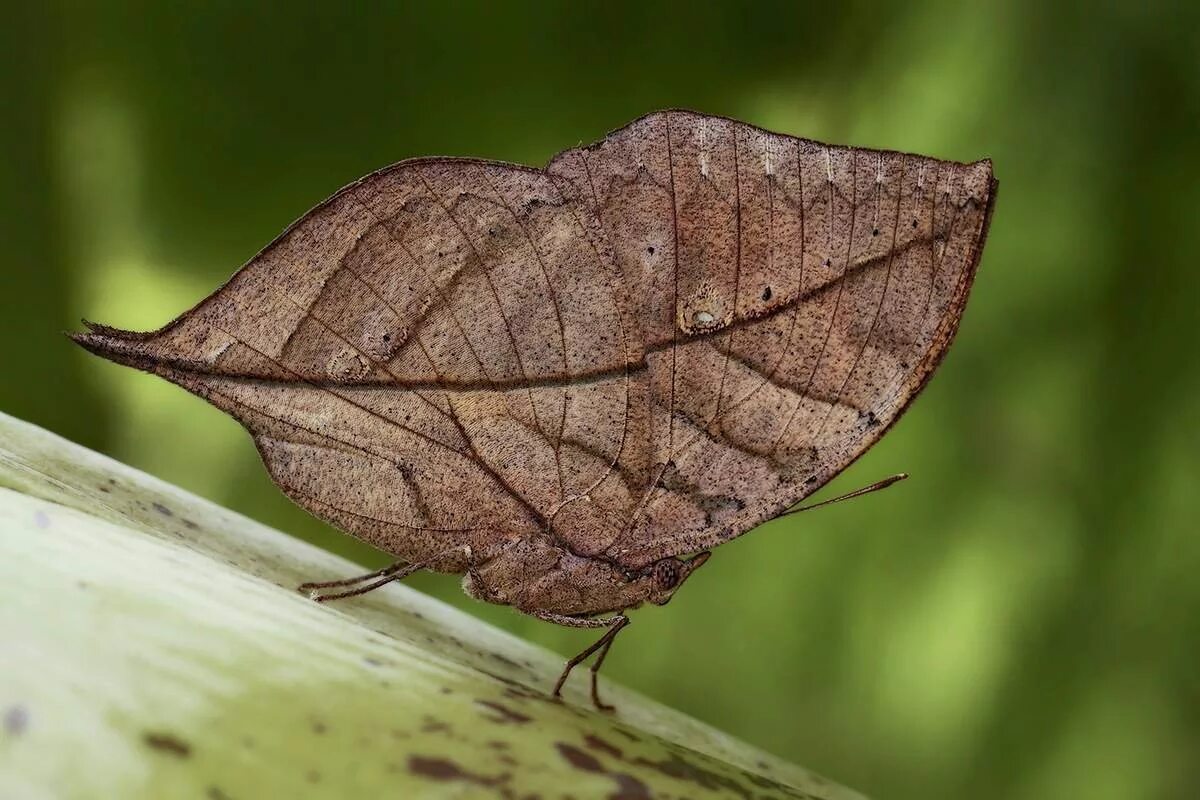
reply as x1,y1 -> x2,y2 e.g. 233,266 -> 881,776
555,742 -> 651,800
632,751 -> 753,799
420,715 -> 452,734
3,706 -> 29,736
143,731 -> 191,758
612,727 -> 642,743
407,755 -> 505,787
489,651 -> 523,670
409,756 -> 465,781
556,742 -> 603,773
476,699 -> 532,724
583,733 -> 624,759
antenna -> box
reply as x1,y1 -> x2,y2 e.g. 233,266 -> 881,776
777,473 -> 908,518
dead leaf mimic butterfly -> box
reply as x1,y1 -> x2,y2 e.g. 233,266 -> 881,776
74,110 -> 997,709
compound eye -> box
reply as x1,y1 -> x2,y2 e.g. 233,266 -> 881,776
653,559 -> 680,590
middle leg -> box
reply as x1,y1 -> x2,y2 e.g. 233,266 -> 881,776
532,610 -> 630,711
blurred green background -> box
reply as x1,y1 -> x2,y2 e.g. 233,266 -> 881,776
4,2 -> 1198,798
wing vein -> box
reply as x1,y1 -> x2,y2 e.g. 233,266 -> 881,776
476,167 -> 570,500
769,148 -> 857,456
709,128 -> 743,427
811,155 -> 909,443
413,168 -> 559,474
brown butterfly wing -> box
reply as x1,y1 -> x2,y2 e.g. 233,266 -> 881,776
547,111 -> 995,568
75,110 -> 995,581
74,158 -> 655,569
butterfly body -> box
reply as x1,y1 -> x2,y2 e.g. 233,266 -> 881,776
459,536 -> 707,616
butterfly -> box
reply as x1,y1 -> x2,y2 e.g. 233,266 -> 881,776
75,110 -> 996,709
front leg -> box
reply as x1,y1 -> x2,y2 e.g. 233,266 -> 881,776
531,610 -> 630,711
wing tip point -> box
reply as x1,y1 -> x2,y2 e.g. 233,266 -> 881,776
68,325 -> 157,372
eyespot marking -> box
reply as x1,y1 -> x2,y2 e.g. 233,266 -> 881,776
679,285 -> 730,334
327,349 -> 370,381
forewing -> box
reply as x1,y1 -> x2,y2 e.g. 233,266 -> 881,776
548,111 -> 996,568
74,159 -> 653,566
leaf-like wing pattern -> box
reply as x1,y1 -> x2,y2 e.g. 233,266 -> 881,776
547,111 -> 995,567
75,159 -> 656,568
76,110 -> 995,586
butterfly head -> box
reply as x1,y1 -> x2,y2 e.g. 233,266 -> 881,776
645,551 -> 711,606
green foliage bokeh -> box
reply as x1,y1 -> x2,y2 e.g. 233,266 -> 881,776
3,2 -> 1197,798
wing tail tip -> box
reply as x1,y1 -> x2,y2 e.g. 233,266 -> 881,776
79,318 -> 156,340
68,326 -> 158,372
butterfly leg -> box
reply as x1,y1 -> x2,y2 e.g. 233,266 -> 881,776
298,545 -> 475,603
462,547 -> 501,603
532,610 -> 630,711
298,561 -> 412,602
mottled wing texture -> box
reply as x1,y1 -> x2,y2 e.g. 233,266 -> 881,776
76,110 -> 995,574
76,159 -> 652,569
546,111 -> 995,567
